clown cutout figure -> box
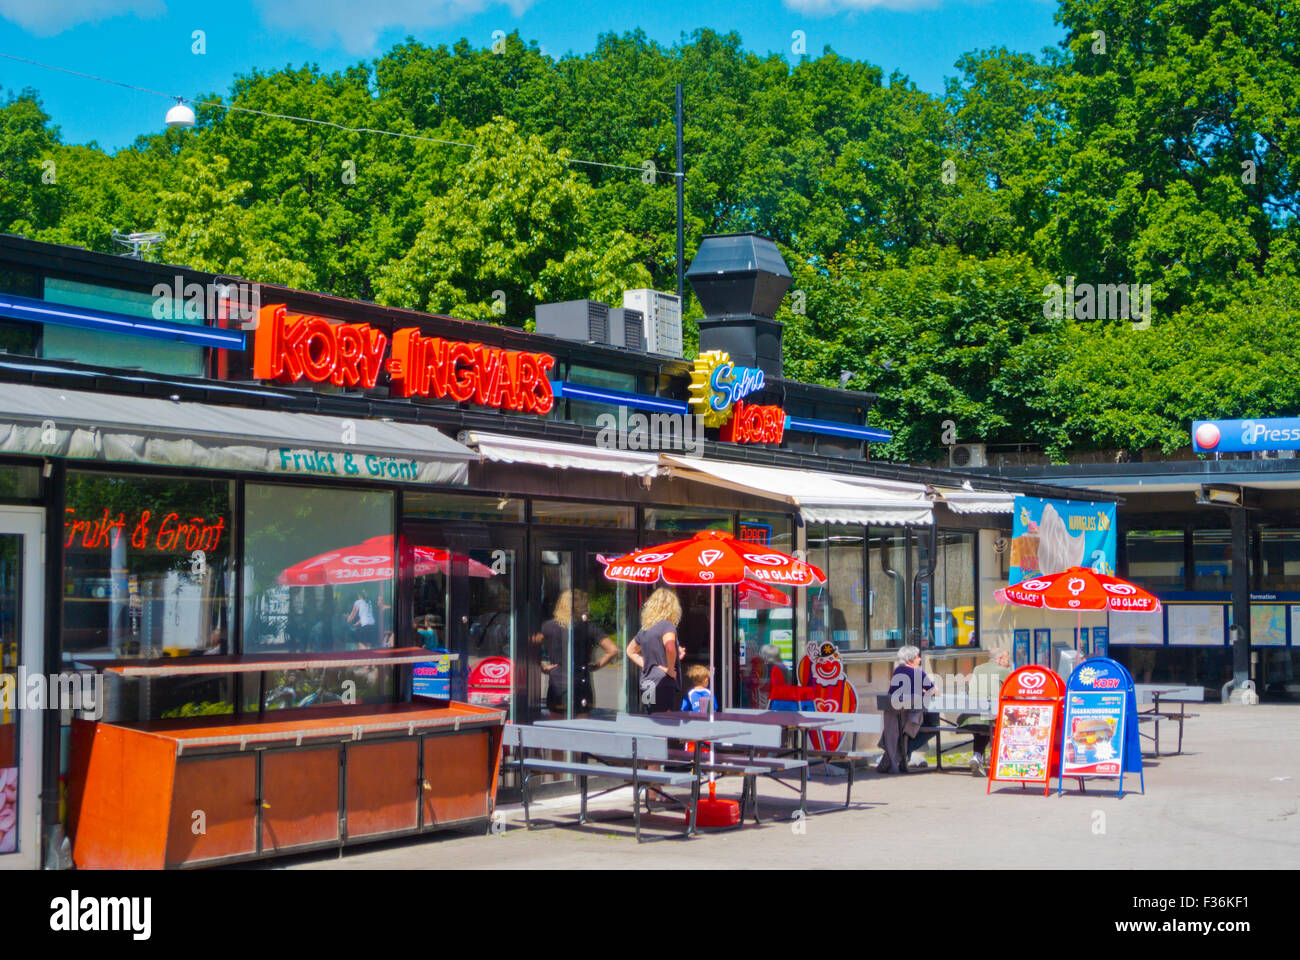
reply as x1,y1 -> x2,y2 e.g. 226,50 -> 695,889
796,640 -> 859,751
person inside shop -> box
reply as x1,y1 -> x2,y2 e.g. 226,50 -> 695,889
539,589 -> 618,715
346,587 -> 379,648
417,613 -> 444,651
876,644 -> 938,773
626,587 -> 684,715
958,647 -> 1012,776
470,580 -> 512,658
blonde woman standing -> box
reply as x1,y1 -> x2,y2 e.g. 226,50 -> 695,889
626,587 -> 684,714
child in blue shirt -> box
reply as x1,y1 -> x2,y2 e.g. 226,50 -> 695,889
680,664 -> 716,713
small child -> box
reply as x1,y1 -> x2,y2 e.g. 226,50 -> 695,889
680,664 -> 716,714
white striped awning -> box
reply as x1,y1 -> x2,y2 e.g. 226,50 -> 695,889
660,456 -> 933,526
462,430 -> 661,477
933,489 -> 1017,514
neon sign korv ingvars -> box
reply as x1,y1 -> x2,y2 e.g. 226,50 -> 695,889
252,303 -> 556,414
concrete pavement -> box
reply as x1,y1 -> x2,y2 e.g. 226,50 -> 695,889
279,703 -> 1299,869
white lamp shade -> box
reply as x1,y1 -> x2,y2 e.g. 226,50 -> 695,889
165,102 -> 196,128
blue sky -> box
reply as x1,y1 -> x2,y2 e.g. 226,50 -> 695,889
0,0 -> 1065,151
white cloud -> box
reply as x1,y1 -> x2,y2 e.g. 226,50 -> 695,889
253,0 -> 535,56
0,0 -> 165,36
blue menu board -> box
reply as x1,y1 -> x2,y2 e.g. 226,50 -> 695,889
1060,657 -> 1143,797
1013,629 -> 1031,668
1033,629 -> 1052,666
1091,626 -> 1109,657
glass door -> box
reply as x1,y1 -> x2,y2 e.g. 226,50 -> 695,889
531,534 -> 638,722
0,507 -> 43,870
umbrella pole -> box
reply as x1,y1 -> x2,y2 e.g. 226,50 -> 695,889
708,586 -> 716,801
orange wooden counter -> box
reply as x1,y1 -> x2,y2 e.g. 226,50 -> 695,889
68,699 -> 505,869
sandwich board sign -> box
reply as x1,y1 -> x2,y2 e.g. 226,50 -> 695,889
1060,657 -> 1144,798
987,665 -> 1066,797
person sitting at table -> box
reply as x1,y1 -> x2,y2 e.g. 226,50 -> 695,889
877,645 -> 937,773
959,647 -> 1011,776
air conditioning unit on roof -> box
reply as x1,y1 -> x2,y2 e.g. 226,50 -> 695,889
623,289 -> 682,359
949,443 -> 987,468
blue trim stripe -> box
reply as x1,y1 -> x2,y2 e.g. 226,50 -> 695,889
0,293 -> 247,350
553,380 -> 891,443
551,381 -> 690,414
785,416 -> 892,443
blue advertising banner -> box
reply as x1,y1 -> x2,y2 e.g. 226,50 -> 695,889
1091,626 -> 1109,657
1192,417 -> 1300,454
413,651 -> 452,699
1060,657 -> 1143,797
1013,629 -> 1031,668
1010,497 -> 1117,584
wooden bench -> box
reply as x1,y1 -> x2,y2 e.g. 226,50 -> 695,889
505,724 -> 697,842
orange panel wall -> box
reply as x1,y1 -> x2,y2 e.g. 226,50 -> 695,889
422,731 -> 490,826
346,740 -> 419,838
261,747 -> 340,853
165,756 -> 257,866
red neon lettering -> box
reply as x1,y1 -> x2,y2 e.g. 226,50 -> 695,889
447,342 -> 477,402
255,306 -> 554,412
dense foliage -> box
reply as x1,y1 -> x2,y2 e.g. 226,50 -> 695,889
1,0 -> 1296,460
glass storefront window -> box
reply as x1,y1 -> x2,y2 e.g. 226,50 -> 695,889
62,471 -> 236,717
644,507 -> 733,535
931,530 -> 976,648
1257,529 -> 1300,590
0,465 -> 40,500
806,526 -> 865,651
1192,529 -> 1232,591
1126,529 -> 1185,588
532,501 -> 634,528
242,483 -> 395,710
869,527 -> 908,649
735,513 -> 797,702
403,492 -> 524,522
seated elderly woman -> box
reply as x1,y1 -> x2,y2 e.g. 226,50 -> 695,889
876,645 -> 940,774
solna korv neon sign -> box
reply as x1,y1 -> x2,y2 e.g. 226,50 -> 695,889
252,304 -> 556,414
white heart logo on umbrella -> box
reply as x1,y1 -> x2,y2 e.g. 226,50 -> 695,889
699,549 -> 723,567
699,570 -> 715,581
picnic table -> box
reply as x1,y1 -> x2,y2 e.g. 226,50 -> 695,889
875,693 -> 995,771
1134,684 -> 1202,755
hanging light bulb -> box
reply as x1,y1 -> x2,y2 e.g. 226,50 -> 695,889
165,99 -> 195,128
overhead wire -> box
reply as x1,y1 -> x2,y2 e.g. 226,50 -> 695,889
0,51 -> 683,178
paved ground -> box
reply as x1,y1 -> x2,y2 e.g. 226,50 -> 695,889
279,704 -> 1299,869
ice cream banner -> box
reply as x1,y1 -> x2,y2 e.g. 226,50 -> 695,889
1009,497 -> 1116,585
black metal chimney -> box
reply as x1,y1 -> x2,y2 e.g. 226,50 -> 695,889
686,233 -> 791,377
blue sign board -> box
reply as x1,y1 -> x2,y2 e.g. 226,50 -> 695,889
1013,629 -> 1031,668
1060,657 -> 1143,797
1076,627 -> 1090,655
413,651 -> 452,699
1033,629 -> 1052,667
1010,497 -> 1117,584
1192,417 -> 1300,453
1091,626 -> 1109,657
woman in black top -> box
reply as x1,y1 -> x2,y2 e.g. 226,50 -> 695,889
626,587 -> 684,714
539,589 -> 617,715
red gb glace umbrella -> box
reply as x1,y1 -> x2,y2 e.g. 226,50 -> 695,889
602,530 -> 826,824
601,530 -> 826,590
995,566 -> 1161,650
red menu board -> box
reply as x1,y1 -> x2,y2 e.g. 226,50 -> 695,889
987,666 -> 1066,797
